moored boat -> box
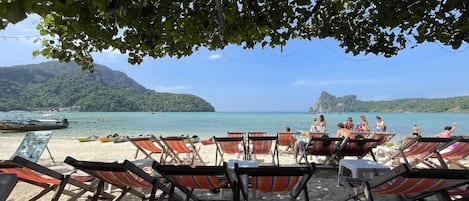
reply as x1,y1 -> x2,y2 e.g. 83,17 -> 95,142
0,118 -> 69,132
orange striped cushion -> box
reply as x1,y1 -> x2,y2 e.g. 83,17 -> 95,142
251,140 -> 272,154
164,139 -> 193,153
219,141 -> 241,154
91,170 -> 151,188
135,140 -> 163,153
251,176 -> 301,192
404,142 -> 440,156
372,176 -> 448,194
171,175 -> 227,189
278,134 -> 295,146
2,167 -> 60,185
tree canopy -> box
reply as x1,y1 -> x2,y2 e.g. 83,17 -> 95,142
1,0 -> 468,71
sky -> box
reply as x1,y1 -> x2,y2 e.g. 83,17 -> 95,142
1,15 -> 469,112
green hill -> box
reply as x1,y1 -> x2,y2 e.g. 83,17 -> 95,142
0,61 -> 215,112
311,91 -> 469,113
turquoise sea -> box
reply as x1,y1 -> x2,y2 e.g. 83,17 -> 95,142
1,112 -> 468,141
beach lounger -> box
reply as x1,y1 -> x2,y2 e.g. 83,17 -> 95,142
246,135 -> 278,165
335,138 -> 380,162
160,135 -> 205,165
0,156 -> 111,201
276,132 -> 296,152
299,137 -> 343,165
127,135 -> 168,163
154,161 -> 234,201
382,136 -> 457,167
12,131 -> 55,163
234,163 -> 316,201
342,163 -> 469,201
64,156 -> 177,201
214,136 -> 245,166
430,136 -> 469,169
0,173 -> 18,201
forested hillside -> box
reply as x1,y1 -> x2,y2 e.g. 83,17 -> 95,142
0,61 -> 215,112
311,91 -> 469,113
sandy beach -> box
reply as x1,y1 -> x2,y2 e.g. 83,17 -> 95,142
0,136 -> 464,201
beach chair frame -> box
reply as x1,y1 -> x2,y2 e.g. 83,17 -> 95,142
246,135 -> 278,165
234,163 -> 316,201
64,156 -> 176,201
343,163 -> 469,201
0,173 -> 18,201
0,156 -> 112,201
382,136 -> 458,167
127,135 -> 168,163
213,136 -> 246,166
335,138 -> 380,162
154,161 -> 235,201
299,137 -> 343,165
431,137 -> 469,169
159,135 -> 205,165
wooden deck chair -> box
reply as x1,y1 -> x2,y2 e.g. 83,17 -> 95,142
64,156 -> 179,201
227,131 -> 245,138
0,173 -> 18,201
0,156 -> 111,201
234,163 -> 316,201
247,135 -> 278,165
213,136 -> 245,166
127,135 -> 168,163
335,138 -> 380,162
276,132 -> 296,152
299,137 -> 343,165
160,135 -> 205,165
382,136 -> 457,167
12,131 -> 55,163
154,161 -> 234,201
432,137 -> 469,169
342,163 -> 469,201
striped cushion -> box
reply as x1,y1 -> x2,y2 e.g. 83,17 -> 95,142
171,175 -> 227,189
372,176 -> 448,194
278,133 -> 295,146
441,142 -> 469,159
91,170 -> 151,188
251,140 -> 272,154
404,142 -> 441,156
164,139 -> 193,153
251,176 -> 301,192
135,140 -> 162,153
219,141 -> 241,154
2,167 -> 60,185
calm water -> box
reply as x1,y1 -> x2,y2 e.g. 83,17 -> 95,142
1,112 -> 468,142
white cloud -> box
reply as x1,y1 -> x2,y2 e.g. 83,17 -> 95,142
209,54 -> 221,60
153,85 -> 189,92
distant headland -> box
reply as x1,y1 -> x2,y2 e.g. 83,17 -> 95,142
309,91 -> 469,113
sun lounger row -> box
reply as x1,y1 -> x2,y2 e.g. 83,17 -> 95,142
0,155 -> 317,201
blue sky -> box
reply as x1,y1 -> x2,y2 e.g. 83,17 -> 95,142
1,15 -> 468,112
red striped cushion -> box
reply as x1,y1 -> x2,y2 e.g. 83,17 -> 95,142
2,167 -> 60,185
135,140 -> 163,153
251,176 -> 301,192
164,139 -> 193,153
219,141 -> 241,154
372,176 -> 447,194
91,170 -> 151,188
171,175 -> 227,189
